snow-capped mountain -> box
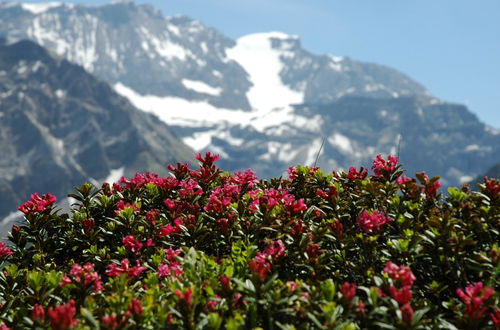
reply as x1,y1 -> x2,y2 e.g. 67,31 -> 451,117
0,38 -> 192,226
1,0 -> 499,188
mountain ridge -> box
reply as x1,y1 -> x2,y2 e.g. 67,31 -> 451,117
0,38 -> 193,224
0,0 -> 499,190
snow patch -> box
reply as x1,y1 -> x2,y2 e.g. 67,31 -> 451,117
55,89 -> 66,98
114,83 -> 311,134
226,32 -> 304,111
182,79 -> 221,96
464,144 -> 480,152
459,175 -> 474,184
104,167 -> 124,184
21,2 -> 62,14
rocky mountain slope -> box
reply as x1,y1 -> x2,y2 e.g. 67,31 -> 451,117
0,38 -> 192,225
0,1 -> 499,189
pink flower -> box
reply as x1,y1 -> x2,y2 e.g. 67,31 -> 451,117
0,242 -> 13,257
372,154 -> 399,178
158,264 -> 170,277
61,263 -> 103,293
456,282 -> 494,320
357,210 -> 393,233
283,194 -> 307,213
47,300 -> 77,330
164,248 -> 182,262
400,303 -> 414,325
18,193 -> 57,215
396,175 -> 412,185
341,282 -> 357,306
122,235 -> 144,253
230,169 -> 259,188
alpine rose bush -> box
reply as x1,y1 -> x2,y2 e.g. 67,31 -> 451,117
0,153 -> 498,329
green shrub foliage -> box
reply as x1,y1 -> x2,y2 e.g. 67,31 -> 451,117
1,153 -> 499,329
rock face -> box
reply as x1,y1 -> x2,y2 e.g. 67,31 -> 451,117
0,1 -> 499,192
0,39 -> 192,222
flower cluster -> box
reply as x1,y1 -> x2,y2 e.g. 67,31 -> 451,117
61,263 -> 104,293
372,154 -> 399,178
357,209 -> 393,233
383,262 -> 417,325
2,153 -> 498,329
249,240 -> 286,281
17,193 -> 56,215
456,282 -> 494,321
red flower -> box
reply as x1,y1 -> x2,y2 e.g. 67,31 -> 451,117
60,263 -> 103,293
329,219 -> 343,237
47,300 -> 77,330
389,285 -> 413,304
456,282 -> 494,320
219,274 -> 231,292
114,200 -> 140,216
372,154 -> 399,178
0,242 -> 13,257
341,282 -> 357,306
128,298 -> 143,316
484,177 -> 500,197
357,210 -> 393,233
383,262 -> 416,287
195,152 -> 220,165
400,303 -> 414,325
145,209 -> 160,226
82,218 -> 95,233
105,259 -> 146,278
491,309 -> 500,328
306,243 -> 321,259
263,240 -> 286,260
122,235 -> 144,253
347,167 -> 368,180
18,193 -> 57,215
291,219 -> 306,236
31,304 -> 45,321
174,288 -> 193,309
206,296 -> 221,310
248,253 -> 271,281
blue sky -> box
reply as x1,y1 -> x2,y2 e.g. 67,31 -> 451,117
27,0 -> 500,128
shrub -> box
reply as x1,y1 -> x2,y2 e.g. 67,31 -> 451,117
0,153 -> 499,329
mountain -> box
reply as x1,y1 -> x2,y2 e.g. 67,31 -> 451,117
1,1 -> 499,188
470,163 -> 500,187
0,38 -> 192,227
